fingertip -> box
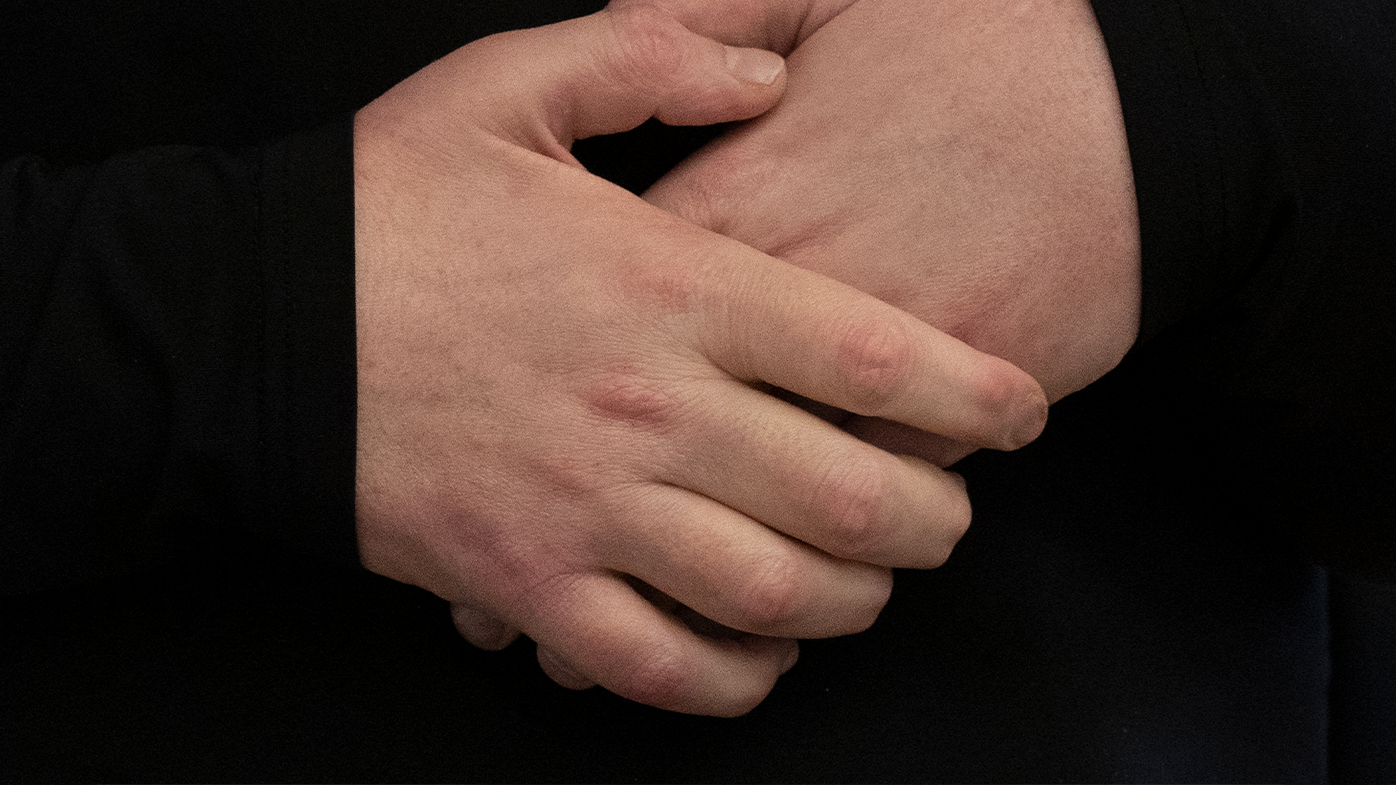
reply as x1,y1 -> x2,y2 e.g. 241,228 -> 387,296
940,466 -> 968,493
598,5 -> 786,128
1006,375 -> 1050,450
714,635 -> 796,715
970,355 -> 1049,451
538,645 -> 599,690
779,639 -> 800,675
450,602 -> 522,651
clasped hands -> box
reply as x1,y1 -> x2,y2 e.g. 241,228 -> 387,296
354,0 -> 1139,716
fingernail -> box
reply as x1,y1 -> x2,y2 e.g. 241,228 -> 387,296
725,46 -> 784,86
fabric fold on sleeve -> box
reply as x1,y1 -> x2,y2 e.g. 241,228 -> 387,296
0,119 -> 360,595
252,120 -> 360,570
1091,0 -> 1396,580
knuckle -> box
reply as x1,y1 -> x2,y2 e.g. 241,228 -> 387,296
835,318 -> 916,414
810,451 -> 893,558
618,643 -> 691,710
605,3 -> 688,89
580,369 -> 689,434
732,554 -> 806,632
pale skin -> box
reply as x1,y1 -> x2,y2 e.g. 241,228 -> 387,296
434,0 -> 1142,707
645,0 -> 1140,463
354,4 -> 1047,718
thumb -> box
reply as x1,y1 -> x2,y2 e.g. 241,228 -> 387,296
452,5 -> 787,152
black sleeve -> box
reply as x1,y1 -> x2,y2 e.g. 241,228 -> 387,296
0,1 -> 616,598
0,122 -> 360,596
1090,0 -> 1396,580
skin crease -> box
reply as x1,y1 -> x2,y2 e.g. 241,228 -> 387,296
353,4 -> 1047,716
443,0 -> 1140,700
646,0 -> 1140,464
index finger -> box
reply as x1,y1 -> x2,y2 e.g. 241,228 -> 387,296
690,231 -> 1048,451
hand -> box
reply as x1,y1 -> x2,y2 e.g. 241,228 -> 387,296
646,0 -> 1140,465
353,4 -> 1047,716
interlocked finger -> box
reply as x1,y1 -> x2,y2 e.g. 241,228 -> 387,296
687,249 -> 1049,451
524,573 -> 798,717
660,380 -> 974,568
605,481 -> 894,638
